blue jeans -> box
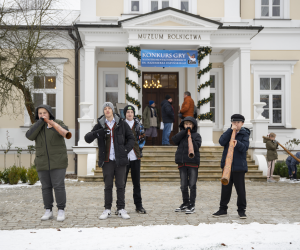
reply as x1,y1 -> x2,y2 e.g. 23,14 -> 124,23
287,164 -> 297,177
162,123 -> 172,145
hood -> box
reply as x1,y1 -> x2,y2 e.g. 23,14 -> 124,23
263,137 -> 271,143
98,113 -> 121,128
179,116 -> 198,132
35,104 -> 55,121
239,127 -> 251,135
161,99 -> 169,107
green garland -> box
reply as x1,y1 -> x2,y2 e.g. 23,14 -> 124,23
136,114 -> 142,120
197,94 -> 213,108
125,46 -> 141,60
198,112 -> 213,121
126,61 -> 141,78
197,63 -> 212,79
125,77 -> 141,93
126,94 -> 141,109
197,79 -> 212,92
197,47 -> 212,63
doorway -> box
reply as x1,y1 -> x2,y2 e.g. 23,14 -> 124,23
142,72 -> 179,145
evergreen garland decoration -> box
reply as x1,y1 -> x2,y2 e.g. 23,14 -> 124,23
197,79 -> 212,92
197,47 -> 212,63
136,115 -> 142,120
126,61 -> 141,77
197,63 -> 212,79
125,46 -> 141,60
198,112 -> 213,121
126,94 -> 141,109
125,77 -> 141,93
197,94 -> 213,108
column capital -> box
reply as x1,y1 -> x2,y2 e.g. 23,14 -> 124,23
239,47 -> 251,53
84,46 -> 96,52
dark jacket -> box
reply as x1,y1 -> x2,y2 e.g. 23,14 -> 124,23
84,114 -> 135,167
286,152 -> 300,172
219,127 -> 250,172
172,117 -> 202,166
128,117 -> 145,159
142,106 -> 160,129
161,99 -> 174,123
263,138 -> 278,161
26,104 -> 68,172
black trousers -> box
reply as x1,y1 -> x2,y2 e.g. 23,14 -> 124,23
220,171 -> 247,212
125,160 -> 143,208
179,166 -> 198,205
102,161 -> 126,210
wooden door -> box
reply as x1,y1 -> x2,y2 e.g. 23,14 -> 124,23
142,72 -> 179,145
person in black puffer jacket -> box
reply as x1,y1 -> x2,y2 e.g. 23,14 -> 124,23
212,114 -> 250,220
84,102 -> 135,220
172,116 -> 202,214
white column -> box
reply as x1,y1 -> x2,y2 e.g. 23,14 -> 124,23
187,68 -> 197,102
84,47 -> 97,121
224,0 -> 241,22
224,60 -> 234,130
198,53 -> 214,146
127,51 -> 139,115
239,48 -> 252,128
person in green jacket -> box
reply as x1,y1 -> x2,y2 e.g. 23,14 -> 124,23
142,100 -> 160,145
26,104 -> 68,222
264,132 -> 278,183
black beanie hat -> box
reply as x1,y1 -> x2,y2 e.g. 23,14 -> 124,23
123,105 -> 135,117
231,114 -> 245,122
165,94 -> 171,100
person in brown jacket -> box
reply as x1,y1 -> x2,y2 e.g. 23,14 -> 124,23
179,91 -> 195,118
263,132 -> 278,183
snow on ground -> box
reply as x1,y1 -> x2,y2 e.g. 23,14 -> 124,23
0,181 -> 41,188
1,223 -> 300,250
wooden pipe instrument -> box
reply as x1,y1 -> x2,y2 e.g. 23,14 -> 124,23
43,118 -> 72,139
187,129 -> 195,159
221,128 -> 236,185
263,136 -> 300,163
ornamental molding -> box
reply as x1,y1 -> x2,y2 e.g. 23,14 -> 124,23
250,60 -> 298,74
126,28 -> 206,34
135,15 -> 202,27
98,51 -> 127,55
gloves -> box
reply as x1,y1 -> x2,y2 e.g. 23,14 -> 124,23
93,128 -> 110,138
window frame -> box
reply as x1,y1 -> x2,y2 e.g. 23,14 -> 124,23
129,0 -> 142,13
255,0 -> 290,19
210,68 -> 223,131
180,0 -> 189,12
149,0 -> 171,12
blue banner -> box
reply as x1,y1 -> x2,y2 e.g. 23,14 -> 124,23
141,50 -> 198,68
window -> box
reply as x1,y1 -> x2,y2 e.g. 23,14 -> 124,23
259,77 -> 283,124
32,76 -> 57,117
143,73 -> 178,89
105,74 -> 119,109
151,1 -> 158,11
209,75 -> 216,123
131,1 -> 140,11
261,0 -> 280,17
181,0 -> 189,11
162,1 -> 169,8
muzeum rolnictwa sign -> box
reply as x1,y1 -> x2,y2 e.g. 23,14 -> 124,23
138,34 -> 201,40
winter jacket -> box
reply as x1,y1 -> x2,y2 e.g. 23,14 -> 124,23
129,117 -> 146,159
286,152 -> 300,172
180,96 -> 195,118
84,114 -> 135,167
219,127 -> 250,172
263,138 -> 278,161
26,104 -> 68,172
172,117 -> 202,166
142,106 -> 160,129
161,99 -> 174,123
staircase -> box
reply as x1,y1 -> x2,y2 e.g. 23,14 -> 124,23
78,146 -> 276,182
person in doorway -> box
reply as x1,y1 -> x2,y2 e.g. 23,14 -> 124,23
212,114 -> 250,219
123,105 -> 147,214
84,102 -> 135,220
286,152 -> 300,181
179,91 -> 195,119
161,95 -> 174,146
142,100 -> 160,145
172,117 -> 202,214
26,105 -> 68,222
263,132 -> 278,183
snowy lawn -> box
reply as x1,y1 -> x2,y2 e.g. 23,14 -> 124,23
1,223 -> 300,250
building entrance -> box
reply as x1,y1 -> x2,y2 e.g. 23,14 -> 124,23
142,72 -> 179,146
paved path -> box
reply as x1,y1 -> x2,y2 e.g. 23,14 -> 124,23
0,180 -> 299,230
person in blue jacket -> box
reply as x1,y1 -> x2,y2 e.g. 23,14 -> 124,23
212,114 -> 250,219
286,152 -> 300,181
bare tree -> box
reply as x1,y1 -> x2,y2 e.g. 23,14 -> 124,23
0,0 -> 74,123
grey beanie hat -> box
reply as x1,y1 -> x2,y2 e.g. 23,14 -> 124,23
102,102 -> 114,113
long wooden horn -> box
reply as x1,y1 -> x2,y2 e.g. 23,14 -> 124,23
187,129 -> 195,159
263,136 -> 300,163
221,128 -> 236,185
44,118 -> 72,139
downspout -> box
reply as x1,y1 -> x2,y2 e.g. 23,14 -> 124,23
68,27 -> 83,175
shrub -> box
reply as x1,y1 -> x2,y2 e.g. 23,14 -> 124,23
2,168 -> 10,184
0,171 -> 2,184
8,165 -> 21,185
27,166 -> 39,185
18,166 -> 28,183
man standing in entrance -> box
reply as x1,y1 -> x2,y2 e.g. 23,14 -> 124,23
161,95 -> 174,146
143,100 -> 159,145
84,102 -> 135,220
179,91 -> 195,119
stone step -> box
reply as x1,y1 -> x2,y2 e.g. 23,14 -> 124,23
142,146 -> 224,153
140,161 -> 256,166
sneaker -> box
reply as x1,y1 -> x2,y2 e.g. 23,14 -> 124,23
290,177 -> 295,181
57,209 -> 65,222
99,209 -> 111,220
136,207 -> 147,214
185,204 -> 195,214
267,178 -> 276,183
212,210 -> 227,217
175,203 -> 189,212
238,211 -> 247,219
41,209 -> 53,221
118,209 -> 130,219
